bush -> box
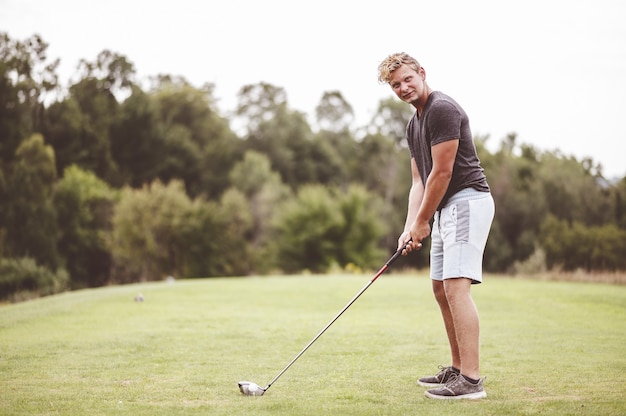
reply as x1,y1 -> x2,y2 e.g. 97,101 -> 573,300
540,215 -> 626,271
512,247 -> 548,275
0,257 -> 69,302
271,184 -> 386,273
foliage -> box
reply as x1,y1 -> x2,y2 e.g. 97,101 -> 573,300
51,50 -> 131,183
271,185 -> 386,273
175,195 -> 246,278
484,136 -> 547,269
54,165 -> 116,288
226,151 -> 291,273
537,151 -> 613,225
540,215 -> 626,271
0,31 -> 625,299
368,96 -> 416,144
479,134 -> 622,272
0,257 -> 68,301
315,90 -> 354,133
108,180 -> 193,282
107,179 -> 251,282
147,76 -> 241,197
1,134 -> 60,269
0,33 -> 58,163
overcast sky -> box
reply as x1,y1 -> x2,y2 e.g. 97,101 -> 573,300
2,0 -> 625,178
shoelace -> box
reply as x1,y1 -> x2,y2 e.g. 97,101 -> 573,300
435,365 -> 452,380
443,373 -> 462,388
436,366 -> 459,383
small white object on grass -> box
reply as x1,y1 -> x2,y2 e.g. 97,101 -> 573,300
238,381 -> 265,396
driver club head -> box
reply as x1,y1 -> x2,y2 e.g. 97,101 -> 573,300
238,381 -> 266,396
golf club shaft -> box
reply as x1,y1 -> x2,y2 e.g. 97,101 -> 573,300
264,244 -> 407,390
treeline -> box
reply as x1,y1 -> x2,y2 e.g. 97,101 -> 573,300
1,33 -> 625,301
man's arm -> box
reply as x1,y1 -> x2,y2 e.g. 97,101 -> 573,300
407,139 -> 458,248
399,157 -> 424,250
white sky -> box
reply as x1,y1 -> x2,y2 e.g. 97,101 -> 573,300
2,0 -> 625,178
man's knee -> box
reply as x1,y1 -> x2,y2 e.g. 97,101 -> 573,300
443,277 -> 472,302
432,280 -> 447,304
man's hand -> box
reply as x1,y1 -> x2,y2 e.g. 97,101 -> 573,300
409,219 -> 431,246
398,231 -> 423,255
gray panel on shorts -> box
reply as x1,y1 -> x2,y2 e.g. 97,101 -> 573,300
456,200 -> 470,243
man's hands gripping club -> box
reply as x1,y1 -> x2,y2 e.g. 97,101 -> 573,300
398,218 -> 429,255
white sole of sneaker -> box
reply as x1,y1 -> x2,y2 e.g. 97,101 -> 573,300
417,381 -> 444,387
424,390 -> 487,400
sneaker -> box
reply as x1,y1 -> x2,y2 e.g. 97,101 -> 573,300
417,365 -> 460,387
425,373 -> 487,400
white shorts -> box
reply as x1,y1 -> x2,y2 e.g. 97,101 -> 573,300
430,188 -> 495,284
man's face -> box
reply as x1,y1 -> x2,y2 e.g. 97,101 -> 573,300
389,64 -> 426,105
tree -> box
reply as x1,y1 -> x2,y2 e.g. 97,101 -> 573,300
334,185 -> 386,268
227,151 -> 291,273
537,151 -> 613,226
55,165 -> 116,288
235,82 -> 319,188
311,90 -> 360,188
0,32 -> 58,164
614,177 -> 626,229
359,97 -> 418,255
482,135 -> 548,270
2,134 -> 60,269
272,185 -> 346,273
43,50 -> 135,184
355,131 -> 415,257
315,90 -> 354,133
0,257 -> 69,302
309,129 -> 358,188
108,180 -> 192,282
271,185 -> 386,273
539,215 -> 626,271
368,96 -> 415,145
234,82 -> 288,134
176,195 -> 248,277
109,85 -> 163,187
109,178 -> 255,280
148,76 -> 241,197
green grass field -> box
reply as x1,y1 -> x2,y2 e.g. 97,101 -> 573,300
1,273 -> 625,415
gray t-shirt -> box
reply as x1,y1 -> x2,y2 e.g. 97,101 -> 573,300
406,91 -> 490,210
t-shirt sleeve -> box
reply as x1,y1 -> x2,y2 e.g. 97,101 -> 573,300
405,116 -> 417,160
427,101 -> 462,146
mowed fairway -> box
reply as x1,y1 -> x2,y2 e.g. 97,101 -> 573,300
1,274 -> 624,415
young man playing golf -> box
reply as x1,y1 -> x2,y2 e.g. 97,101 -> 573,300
377,52 -> 494,400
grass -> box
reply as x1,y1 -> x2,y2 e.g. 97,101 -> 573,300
1,273 -> 625,415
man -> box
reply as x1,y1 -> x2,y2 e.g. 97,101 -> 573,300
377,52 -> 494,400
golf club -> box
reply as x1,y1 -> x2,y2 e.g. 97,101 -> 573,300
238,241 -> 413,396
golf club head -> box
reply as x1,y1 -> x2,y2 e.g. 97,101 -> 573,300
238,381 -> 266,396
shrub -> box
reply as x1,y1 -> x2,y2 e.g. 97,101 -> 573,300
0,257 -> 69,302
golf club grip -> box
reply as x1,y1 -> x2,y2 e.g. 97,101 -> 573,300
386,246 -> 404,266
383,239 -> 412,268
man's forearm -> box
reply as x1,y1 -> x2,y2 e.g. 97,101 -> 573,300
416,169 -> 451,224
404,182 -> 424,231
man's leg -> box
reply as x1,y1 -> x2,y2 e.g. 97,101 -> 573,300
432,279 -> 461,370
417,215 -> 462,387
443,277 -> 480,380
423,193 -> 492,399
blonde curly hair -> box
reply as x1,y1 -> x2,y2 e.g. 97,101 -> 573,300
377,52 -> 422,84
